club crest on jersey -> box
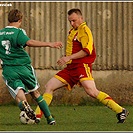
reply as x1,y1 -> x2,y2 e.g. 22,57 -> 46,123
73,32 -> 78,41
73,36 -> 77,41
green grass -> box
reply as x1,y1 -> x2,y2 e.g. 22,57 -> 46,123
0,104 -> 132,131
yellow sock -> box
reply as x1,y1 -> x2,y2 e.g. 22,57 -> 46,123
35,93 -> 53,118
43,93 -> 53,106
97,91 -> 123,113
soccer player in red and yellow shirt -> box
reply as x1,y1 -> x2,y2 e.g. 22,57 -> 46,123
35,8 -> 129,123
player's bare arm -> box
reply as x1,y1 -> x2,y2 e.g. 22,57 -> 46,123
26,39 -> 62,48
48,42 -> 63,49
57,50 -> 88,66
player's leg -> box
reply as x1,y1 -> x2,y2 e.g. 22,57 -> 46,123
30,89 -> 56,125
81,80 -> 123,112
2,67 -> 35,116
18,65 -> 55,124
16,90 -> 37,121
35,66 -> 76,119
4,81 -> 36,121
3,66 -> 38,121
81,80 -> 129,123
15,89 -> 28,111
79,63 -> 129,123
15,89 -> 27,103
35,77 -> 66,119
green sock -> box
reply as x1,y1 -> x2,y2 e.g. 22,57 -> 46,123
18,101 -> 24,111
35,95 -> 51,118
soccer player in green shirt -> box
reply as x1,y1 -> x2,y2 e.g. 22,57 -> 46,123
0,9 -> 62,125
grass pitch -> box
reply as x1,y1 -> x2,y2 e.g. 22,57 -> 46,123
0,104 -> 132,132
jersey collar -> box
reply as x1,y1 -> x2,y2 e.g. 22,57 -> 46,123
5,26 -> 18,29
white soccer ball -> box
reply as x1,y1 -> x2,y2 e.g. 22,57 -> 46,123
19,111 -> 35,124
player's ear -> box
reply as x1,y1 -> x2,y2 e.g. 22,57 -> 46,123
81,16 -> 83,20
18,19 -> 22,23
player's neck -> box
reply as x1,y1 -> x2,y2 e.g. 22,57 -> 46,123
9,22 -> 21,28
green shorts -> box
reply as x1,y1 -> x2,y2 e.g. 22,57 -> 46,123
2,64 -> 40,99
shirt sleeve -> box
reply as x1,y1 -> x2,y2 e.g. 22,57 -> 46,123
17,29 -> 30,47
78,26 -> 94,55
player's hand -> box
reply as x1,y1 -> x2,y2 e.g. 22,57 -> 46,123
57,56 -> 70,66
49,42 -> 63,49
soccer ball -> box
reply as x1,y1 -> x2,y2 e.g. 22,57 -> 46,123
19,111 -> 35,124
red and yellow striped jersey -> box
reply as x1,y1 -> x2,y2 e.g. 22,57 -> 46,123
66,22 -> 96,64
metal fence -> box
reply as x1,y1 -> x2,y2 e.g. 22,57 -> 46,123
0,2 -> 133,70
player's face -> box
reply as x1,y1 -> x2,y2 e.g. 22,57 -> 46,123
68,13 -> 83,30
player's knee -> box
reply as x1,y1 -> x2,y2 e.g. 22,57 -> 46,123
31,90 -> 40,99
85,87 -> 99,98
44,84 -> 54,93
45,83 -> 52,90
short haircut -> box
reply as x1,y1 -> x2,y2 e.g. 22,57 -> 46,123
67,8 -> 82,16
8,9 -> 23,23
